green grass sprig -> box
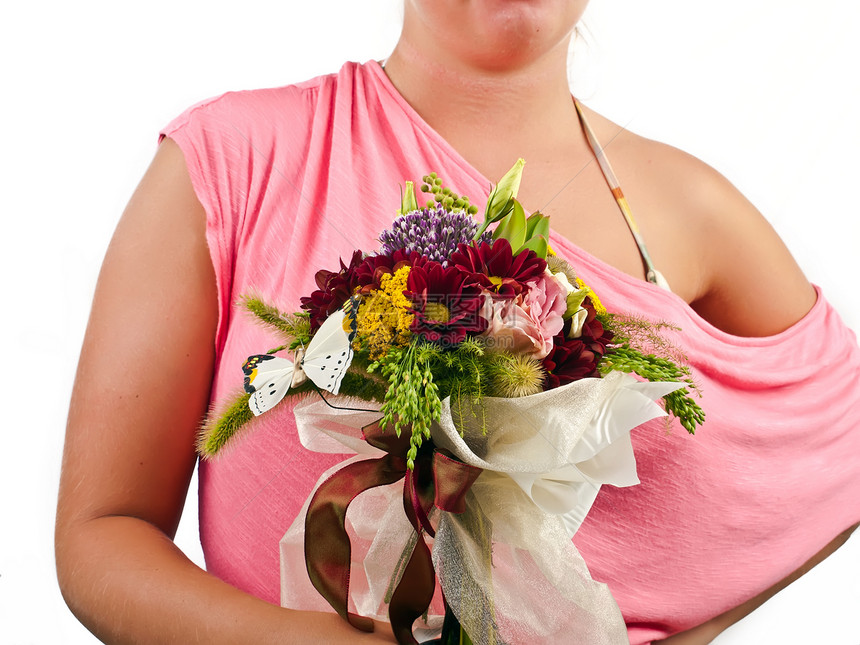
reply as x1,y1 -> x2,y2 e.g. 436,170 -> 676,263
198,379 -> 320,458
598,345 -> 704,434
240,295 -> 311,349
197,391 -> 255,458
662,389 -> 707,434
368,343 -> 443,469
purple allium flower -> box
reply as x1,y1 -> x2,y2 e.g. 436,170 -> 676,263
379,205 -> 492,266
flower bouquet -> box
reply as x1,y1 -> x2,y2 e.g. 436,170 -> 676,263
200,160 -> 704,644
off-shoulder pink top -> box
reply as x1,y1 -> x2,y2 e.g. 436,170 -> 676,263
159,61 -> 860,644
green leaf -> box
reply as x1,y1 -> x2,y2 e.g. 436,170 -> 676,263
564,287 -> 588,318
525,211 -> 550,240
518,234 -> 548,259
399,180 -> 418,215
492,200 -> 527,251
567,288 -> 587,309
524,212 -> 540,237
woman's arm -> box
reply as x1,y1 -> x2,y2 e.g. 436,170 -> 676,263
55,138 -> 395,644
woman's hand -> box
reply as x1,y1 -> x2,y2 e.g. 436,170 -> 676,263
55,138 -> 397,644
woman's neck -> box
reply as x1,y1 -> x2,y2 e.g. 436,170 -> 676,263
383,26 -> 587,181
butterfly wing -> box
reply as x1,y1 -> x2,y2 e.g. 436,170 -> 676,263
242,354 -> 295,416
301,309 -> 354,395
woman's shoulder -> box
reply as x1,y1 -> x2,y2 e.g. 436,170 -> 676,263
162,76 -> 326,137
578,103 -> 816,337
578,103 -> 762,231
160,61 -> 377,153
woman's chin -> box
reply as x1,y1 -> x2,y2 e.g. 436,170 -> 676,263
405,0 -> 588,71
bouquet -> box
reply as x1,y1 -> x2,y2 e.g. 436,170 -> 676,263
200,160 -> 704,644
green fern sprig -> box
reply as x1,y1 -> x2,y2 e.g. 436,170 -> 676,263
599,312 -> 687,364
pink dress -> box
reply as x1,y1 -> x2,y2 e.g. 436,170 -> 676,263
159,61 -> 860,644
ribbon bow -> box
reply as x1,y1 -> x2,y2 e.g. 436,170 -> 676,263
304,421 -> 482,644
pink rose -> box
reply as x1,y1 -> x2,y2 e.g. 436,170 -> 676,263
479,272 -> 567,359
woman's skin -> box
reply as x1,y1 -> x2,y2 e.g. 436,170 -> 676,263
384,0 -> 816,335
56,0 -> 855,642
56,139 -> 398,644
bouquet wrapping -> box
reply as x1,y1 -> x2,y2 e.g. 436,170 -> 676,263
280,373 -> 682,643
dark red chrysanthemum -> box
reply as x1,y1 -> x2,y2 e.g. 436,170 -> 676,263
406,260 -> 487,346
542,300 -> 614,389
450,238 -> 546,297
299,250 -> 364,331
300,250 -> 422,330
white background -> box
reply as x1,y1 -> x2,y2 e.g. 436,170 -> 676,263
2,1 -> 858,643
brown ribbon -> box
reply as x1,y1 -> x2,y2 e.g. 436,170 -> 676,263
304,422 -> 482,644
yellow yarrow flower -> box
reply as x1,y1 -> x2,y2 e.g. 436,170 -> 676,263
355,266 -> 414,358
575,277 -> 606,315
380,266 -> 413,313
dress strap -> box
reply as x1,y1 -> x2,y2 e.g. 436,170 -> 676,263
573,98 -> 671,291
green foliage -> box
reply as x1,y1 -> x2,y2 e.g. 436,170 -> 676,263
371,338 -> 558,441
399,180 -> 419,214
475,190 -> 515,238
240,295 -> 311,348
519,234 -> 548,258
598,345 -> 705,434
367,337 -> 553,468
198,391 -> 255,458
662,389 -> 707,435
431,339 -> 490,434
336,364 -> 389,402
198,380 -> 319,458
369,343 -> 443,469
492,200 -> 527,250
563,287 -> 588,319
525,211 -> 550,240
473,159 -> 553,259
600,312 -> 686,365
487,202 -> 550,259
427,338 -> 487,400
519,211 -> 551,258
479,158 -> 525,235
598,314 -> 706,432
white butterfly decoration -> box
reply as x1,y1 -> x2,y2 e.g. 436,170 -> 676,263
242,309 -> 355,416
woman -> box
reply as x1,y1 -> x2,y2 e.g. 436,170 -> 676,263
56,1 -> 860,643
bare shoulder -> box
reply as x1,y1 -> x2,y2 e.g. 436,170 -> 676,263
578,104 -> 816,337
